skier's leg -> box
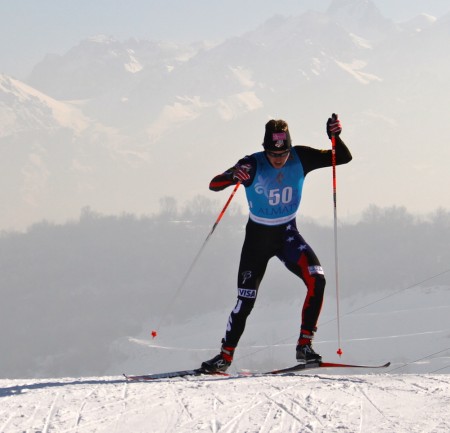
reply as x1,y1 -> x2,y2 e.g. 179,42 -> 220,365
295,250 -> 326,334
222,256 -> 267,347
278,223 -> 325,361
202,221 -> 273,372
201,251 -> 267,372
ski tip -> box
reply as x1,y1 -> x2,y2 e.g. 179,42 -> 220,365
319,361 -> 392,369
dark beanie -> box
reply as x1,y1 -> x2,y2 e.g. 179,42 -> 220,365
263,119 -> 292,151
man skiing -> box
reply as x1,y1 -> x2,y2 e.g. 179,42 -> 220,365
201,114 -> 352,373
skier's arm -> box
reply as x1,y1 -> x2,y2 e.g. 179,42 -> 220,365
295,136 -> 352,175
334,135 -> 352,164
209,168 -> 237,191
297,114 -> 352,174
209,156 -> 255,191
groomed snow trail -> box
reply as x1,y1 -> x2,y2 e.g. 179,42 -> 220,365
1,374 -> 449,433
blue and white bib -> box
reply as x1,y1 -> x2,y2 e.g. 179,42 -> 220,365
245,151 -> 305,226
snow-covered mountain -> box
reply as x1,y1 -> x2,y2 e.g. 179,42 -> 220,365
1,0 -> 450,229
27,35 -> 208,100
327,0 -> 398,41
0,74 -> 130,229
0,74 -> 91,135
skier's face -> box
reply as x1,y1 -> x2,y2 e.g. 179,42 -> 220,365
266,149 -> 290,168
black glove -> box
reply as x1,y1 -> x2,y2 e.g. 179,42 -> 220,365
326,113 -> 342,139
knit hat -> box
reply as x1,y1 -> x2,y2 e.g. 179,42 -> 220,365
263,119 -> 292,151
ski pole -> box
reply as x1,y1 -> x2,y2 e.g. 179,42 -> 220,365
207,181 -> 242,241
152,182 -> 241,337
331,134 -> 343,357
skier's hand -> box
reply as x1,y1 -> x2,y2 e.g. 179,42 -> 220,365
327,113 -> 342,139
232,164 -> 251,182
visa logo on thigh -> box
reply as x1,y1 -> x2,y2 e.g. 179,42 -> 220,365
238,288 -> 257,298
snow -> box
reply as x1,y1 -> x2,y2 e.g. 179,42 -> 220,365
0,74 -> 90,134
146,96 -> 211,141
334,59 -> 382,84
1,372 -> 449,432
229,66 -> 256,88
218,92 -> 264,121
401,13 -> 437,32
348,32 -> 373,49
124,50 -> 143,73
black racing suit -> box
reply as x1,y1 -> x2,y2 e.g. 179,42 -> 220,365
209,136 -> 352,348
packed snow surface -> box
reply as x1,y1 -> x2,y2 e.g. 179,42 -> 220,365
1,372 -> 449,432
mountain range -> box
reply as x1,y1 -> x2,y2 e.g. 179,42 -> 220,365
1,0 -> 449,230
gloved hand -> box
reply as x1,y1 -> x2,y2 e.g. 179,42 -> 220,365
326,113 -> 342,139
232,164 -> 251,182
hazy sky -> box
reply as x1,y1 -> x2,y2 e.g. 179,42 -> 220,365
1,0 -> 450,78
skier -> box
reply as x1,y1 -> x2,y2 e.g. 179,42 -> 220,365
201,114 -> 352,373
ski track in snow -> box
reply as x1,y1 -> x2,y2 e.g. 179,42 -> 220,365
1,374 -> 449,433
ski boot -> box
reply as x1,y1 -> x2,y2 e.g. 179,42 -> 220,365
201,343 -> 234,373
296,330 -> 322,364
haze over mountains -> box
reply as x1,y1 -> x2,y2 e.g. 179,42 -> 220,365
1,0 -> 450,230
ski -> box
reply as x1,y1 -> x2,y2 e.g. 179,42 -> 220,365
124,361 -> 390,381
124,368 -> 228,381
264,360 -> 391,375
